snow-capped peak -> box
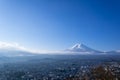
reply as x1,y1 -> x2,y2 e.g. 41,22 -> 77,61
65,43 -> 102,54
71,43 -> 81,49
70,43 -> 91,50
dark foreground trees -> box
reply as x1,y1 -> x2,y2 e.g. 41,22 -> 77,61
65,65 -> 120,80
91,65 -> 114,80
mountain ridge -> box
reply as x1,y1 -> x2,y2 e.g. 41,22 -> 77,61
64,43 -> 120,55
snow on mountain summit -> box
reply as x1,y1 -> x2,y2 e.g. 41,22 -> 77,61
70,43 -> 91,50
71,43 -> 83,49
66,43 -> 102,54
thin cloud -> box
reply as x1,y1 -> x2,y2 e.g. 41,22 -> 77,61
0,41 -> 26,50
0,41 -> 62,54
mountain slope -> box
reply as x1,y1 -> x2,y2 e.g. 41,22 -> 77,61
65,43 -> 102,54
105,50 -> 120,55
0,49 -> 35,57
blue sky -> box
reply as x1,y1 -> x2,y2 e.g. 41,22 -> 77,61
0,0 -> 120,51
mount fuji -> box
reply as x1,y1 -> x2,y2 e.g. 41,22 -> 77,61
65,43 -> 103,54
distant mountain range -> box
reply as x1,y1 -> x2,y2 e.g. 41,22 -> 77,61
0,49 -> 34,57
64,43 -> 120,55
0,43 -> 119,56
